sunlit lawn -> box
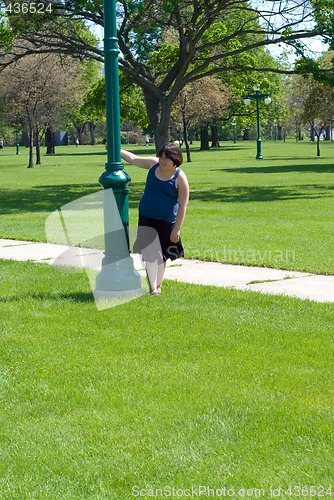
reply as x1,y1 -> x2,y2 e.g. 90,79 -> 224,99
0,259 -> 333,499
0,139 -> 333,274
0,141 -> 333,498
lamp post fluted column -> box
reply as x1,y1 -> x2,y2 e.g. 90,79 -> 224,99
16,132 -> 20,155
232,119 -> 236,144
255,89 -> 262,159
94,0 -> 141,298
244,86 -> 271,160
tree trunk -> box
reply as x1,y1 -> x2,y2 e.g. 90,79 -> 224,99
22,131 -> 29,147
324,125 -> 330,140
298,128 -> 302,141
200,125 -> 209,150
317,135 -> 321,156
277,124 -> 283,141
183,117 -> 191,163
155,124 -> 170,153
89,122 -> 96,145
27,125 -> 34,168
46,127 -> 55,154
36,125 -> 41,165
211,124 -> 220,148
243,129 -> 250,140
143,89 -> 171,153
75,124 -> 86,145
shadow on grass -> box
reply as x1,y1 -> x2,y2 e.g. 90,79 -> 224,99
0,181 -> 147,215
123,145 -> 246,156
0,184 -> 102,214
1,181 -> 332,214
189,184 -> 334,203
0,292 -> 94,303
53,152 -> 107,157
218,163 -> 334,174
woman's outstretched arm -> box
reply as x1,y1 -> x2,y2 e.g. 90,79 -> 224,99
121,149 -> 158,169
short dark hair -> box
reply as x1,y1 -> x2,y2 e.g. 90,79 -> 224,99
158,143 -> 183,167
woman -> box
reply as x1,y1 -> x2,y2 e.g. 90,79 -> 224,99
121,143 -> 189,296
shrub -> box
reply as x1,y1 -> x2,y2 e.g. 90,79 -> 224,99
129,133 -> 142,144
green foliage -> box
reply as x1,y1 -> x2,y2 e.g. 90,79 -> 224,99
2,0 -> 333,148
300,76 -> 334,152
295,56 -> 334,86
64,0 -> 103,16
129,25 -> 163,63
312,0 -> 334,49
147,41 -> 179,69
1,0 -> 55,42
0,12 -> 14,51
80,77 -> 106,124
1,3 -> 99,57
80,73 -> 149,128
216,49 -> 287,131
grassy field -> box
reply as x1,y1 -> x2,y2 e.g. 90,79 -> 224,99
0,141 -> 334,498
1,259 -> 333,499
0,140 -> 333,274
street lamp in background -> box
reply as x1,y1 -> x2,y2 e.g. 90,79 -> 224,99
274,119 -> 277,142
94,0 -> 142,299
179,122 -> 183,146
232,119 -> 236,144
16,132 -> 20,155
244,86 -> 271,159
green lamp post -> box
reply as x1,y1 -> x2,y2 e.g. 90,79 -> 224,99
16,132 -> 20,155
94,0 -> 142,298
232,118 -> 236,144
244,86 -> 271,159
274,119 -> 277,142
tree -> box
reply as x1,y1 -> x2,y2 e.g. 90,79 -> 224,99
79,72 -> 149,142
301,81 -> 334,156
283,74 -> 308,140
1,0 -> 334,151
171,76 -> 231,161
290,51 -> 334,155
0,51 -> 87,166
65,57 -> 102,145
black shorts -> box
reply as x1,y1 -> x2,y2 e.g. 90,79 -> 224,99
133,214 -> 184,263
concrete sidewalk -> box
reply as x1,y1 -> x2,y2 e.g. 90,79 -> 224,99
1,238 -> 333,303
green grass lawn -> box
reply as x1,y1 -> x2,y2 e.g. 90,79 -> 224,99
1,259 -> 333,499
1,142 -> 333,498
0,140 -> 333,274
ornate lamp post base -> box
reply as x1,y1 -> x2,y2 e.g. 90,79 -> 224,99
256,138 -> 263,159
94,170 -> 142,297
94,258 -> 142,295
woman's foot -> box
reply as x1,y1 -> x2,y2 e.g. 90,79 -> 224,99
150,290 -> 160,296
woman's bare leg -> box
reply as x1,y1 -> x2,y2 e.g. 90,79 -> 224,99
145,260 -> 159,293
145,260 -> 166,294
157,261 -> 167,293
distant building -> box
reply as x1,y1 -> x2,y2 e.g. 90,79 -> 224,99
54,131 -> 68,146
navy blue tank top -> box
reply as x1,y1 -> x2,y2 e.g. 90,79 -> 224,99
139,163 -> 180,223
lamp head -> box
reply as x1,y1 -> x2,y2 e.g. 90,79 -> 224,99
244,98 -> 251,105
264,97 -> 271,105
